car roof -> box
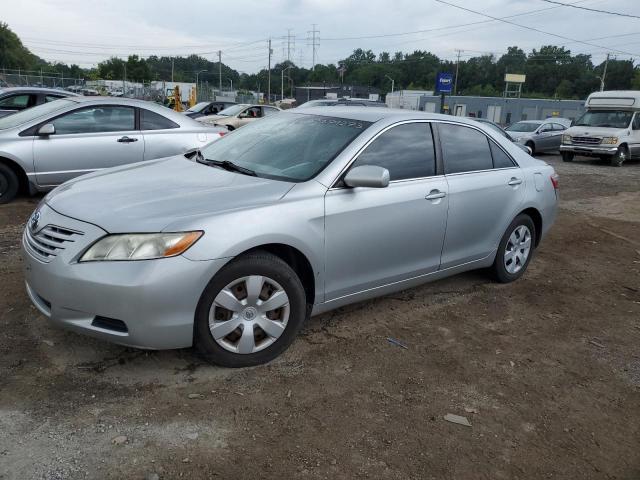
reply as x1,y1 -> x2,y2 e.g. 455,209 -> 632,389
0,86 -> 78,96
289,106 -> 496,125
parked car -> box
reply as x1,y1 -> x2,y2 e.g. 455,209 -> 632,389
0,96 -> 226,203
298,98 -> 388,108
185,101 -> 237,119
505,118 -> 571,155
0,87 -> 78,118
561,90 -> 640,167
472,117 -> 532,155
22,108 -> 558,367
197,104 -> 281,130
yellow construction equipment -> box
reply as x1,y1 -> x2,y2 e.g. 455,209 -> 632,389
173,86 -> 183,112
189,87 -> 197,108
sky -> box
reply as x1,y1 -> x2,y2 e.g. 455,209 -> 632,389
3,0 -> 639,74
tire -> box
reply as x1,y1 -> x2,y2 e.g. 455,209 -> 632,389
611,145 -> 627,167
194,250 -> 308,368
0,163 -> 19,204
525,141 -> 535,156
561,152 -> 574,162
491,214 -> 536,283
226,125 -> 235,131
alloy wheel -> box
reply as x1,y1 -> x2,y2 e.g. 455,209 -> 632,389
504,225 -> 532,274
209,275 -> 290,354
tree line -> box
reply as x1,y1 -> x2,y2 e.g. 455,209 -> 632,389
2,23 -> 639,99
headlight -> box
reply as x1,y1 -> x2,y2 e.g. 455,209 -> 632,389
80,232 -> 202,262
562,134 -> 571,144
601,137 -> 618,145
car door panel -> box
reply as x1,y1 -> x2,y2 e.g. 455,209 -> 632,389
441,169 -> 524,268
324,121 -> 447,301
437,122 -> 525,268
33,105 -> 143,186
324,178 -> 449,300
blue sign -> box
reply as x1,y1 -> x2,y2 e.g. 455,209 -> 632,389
436,73 -> 454,93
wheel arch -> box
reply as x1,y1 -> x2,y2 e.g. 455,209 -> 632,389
0,155 -> 30,195
518,207 -> 543,247
237,243 -> 316,306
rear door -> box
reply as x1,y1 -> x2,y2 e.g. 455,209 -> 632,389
324,121 -> 449,300
140,107 -> 191,160
33,104 -> 143,186
437,122 -> 525,268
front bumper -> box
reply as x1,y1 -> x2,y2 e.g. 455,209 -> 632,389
22,204 -> 229,349
560,144 -> 618,156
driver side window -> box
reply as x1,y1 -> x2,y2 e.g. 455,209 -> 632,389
633,114 -> 640,130
350,122 -> 436,181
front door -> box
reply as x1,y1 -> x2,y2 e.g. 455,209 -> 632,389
324,122 -> 448,301
436,122 -> 525,268
33,105 -> 144,186
535,122 -> 559,152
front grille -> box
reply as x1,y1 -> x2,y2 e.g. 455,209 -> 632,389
24,224 -> 83,262
571,136 -> 602,145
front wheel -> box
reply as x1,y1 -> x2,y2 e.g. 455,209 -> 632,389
0,163 -> 19,204
611,146 -> 627,167
562,152 -> 574,162
491,214 -> 536,283
525,141 -> 535,156
194,250 -> 308,368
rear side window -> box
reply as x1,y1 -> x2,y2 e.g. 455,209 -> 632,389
351,122 -> 436,180
0,94 -> 33,109
44,95 -> 64,102
439,124 -> 493,174
489,141 -> 516,169
263,107 -> 279,117
141,109 -> 179,130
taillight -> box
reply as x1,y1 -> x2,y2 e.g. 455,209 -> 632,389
550,173 -> 559,189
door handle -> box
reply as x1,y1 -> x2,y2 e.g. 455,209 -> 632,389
508,177 -> 523,186
117,136 -> 138,143
425,190 -> 447,200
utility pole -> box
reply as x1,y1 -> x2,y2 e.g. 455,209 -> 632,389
307,24 -> 320,71
123,62 -> 127,96
600,53 -> 609,92
286,29 -> 295,63
267,39 -> 272,104
454,49 -> 462,96
385,75 -> 395,94
218,50 -> 222,93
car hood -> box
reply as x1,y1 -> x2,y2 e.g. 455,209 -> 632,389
45,156 -> 295,233
565,126 -> 629,137
198,114 -> 227,123
507,131 -> 534,140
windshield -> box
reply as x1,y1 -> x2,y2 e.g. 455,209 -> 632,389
217,104 -> 249,116
0,98 -> 75,130
506,122 -> 541,133
186,102 -> 209,113
574,110 -> 633,128
199,113 -> 371,182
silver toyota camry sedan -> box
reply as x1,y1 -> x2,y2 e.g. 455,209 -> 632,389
23,108 -> 559,367
0,96 -> 226,203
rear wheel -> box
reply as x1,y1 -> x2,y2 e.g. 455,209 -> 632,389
194,250 -> 308,368
562,152 -> 574,162
611,146 -> 627,167
491,214 -> 536,283
0,163 -> 19,204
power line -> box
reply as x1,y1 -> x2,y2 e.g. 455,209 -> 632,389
540,0 -> 640,19
432,0 -> 640,58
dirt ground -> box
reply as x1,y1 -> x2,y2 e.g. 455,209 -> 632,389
1,154 -> 639,480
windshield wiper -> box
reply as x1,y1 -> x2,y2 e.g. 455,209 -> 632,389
198,157 -> 257,176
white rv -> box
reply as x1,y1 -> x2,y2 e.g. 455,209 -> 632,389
561,90 -> 640,167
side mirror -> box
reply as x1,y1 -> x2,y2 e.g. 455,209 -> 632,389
38,123 -> 55,136
344,165 -> 390,188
